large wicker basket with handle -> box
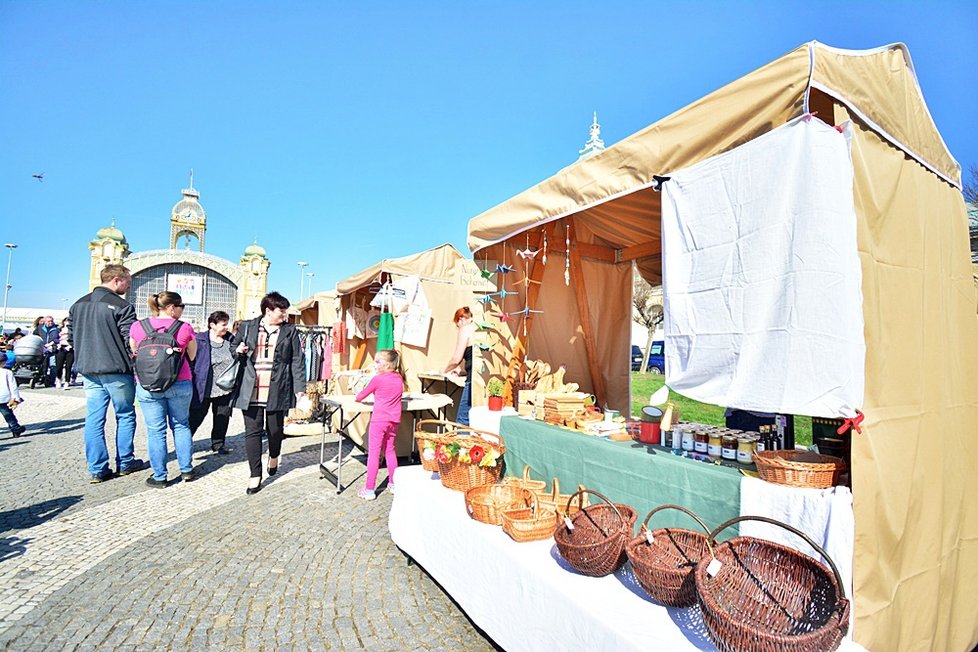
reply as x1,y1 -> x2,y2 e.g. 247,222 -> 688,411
553,489 -> 637,577
625,504 -> 711,607
694,515 -> 850,652
435,429 -> 506,492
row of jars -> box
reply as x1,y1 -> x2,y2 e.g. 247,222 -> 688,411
670,424 -> 760,465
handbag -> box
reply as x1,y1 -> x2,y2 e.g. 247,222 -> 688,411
214,358 -> 241,391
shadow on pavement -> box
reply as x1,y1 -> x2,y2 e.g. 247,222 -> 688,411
0,495 -> 83,535
0,535 -> 31,562
18,417 -> 87,437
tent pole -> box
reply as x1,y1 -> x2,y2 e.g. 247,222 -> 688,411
568,225 -> 607,407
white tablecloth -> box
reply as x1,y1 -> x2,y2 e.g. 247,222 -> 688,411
389,466 -> 864,652
469,405 -> 517,434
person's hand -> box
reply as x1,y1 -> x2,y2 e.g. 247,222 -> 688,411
235,342 -> 249,355
8,400 -> 19,410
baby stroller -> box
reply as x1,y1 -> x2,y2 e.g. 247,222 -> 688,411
10,335 -> 49,389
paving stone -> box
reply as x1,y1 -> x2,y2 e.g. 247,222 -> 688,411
0,386 -> 495,650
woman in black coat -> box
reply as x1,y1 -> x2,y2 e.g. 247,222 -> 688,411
232,292 -> 305,494
190,310 -> 237,454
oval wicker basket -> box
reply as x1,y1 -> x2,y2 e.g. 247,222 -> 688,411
501,464 -> 547,493
436,429 -> 506,492
415,419 -> 464,472
500,491 -> 559,543
753,450 -> 846,489
625,505 -> 710,607
535,478 -> 588,517
694,515 -> 850,652
554,489 -> 638,577
465,483 -> 528,526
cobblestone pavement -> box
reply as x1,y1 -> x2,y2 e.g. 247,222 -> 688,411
0,385 -> 495,651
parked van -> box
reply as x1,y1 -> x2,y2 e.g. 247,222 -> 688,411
631,340 -> 665,374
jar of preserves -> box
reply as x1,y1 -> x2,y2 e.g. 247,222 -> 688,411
694,429 -> 709,453
708,432 -> 723,458
682,427 -> 695,452
737,438 -> 755,465
721,435 -> 738,460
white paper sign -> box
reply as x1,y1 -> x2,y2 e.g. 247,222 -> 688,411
167,274 -> 203,304
394,307 -> 432,348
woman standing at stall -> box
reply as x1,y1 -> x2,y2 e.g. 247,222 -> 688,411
232,292 -> 305,495
190,310 -> 236,455
443,306 -> 475,425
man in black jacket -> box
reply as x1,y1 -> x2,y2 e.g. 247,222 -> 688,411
67,264 -> 148,483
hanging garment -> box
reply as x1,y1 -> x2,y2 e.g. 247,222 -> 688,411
660,117 -> 864,418
321,332 -> 333,380
333,321 -> 345,352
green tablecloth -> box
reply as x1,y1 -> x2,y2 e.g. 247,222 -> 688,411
499,416 -> 741,535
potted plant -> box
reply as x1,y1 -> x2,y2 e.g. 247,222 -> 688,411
486,378 -> 505,411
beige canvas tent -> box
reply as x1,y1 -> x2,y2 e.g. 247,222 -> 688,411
467,42 -> 978,651
294,290 -> 340,326
334,243 -> 493,453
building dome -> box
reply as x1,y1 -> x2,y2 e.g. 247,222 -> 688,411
95,223 -> 127,244
244,241 -> 267,258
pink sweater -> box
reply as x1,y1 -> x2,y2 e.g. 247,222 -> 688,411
355,372 -> 403,423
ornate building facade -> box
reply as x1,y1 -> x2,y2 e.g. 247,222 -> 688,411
88,182 -> 270,327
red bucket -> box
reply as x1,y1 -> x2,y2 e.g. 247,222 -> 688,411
638,421 -> 660,444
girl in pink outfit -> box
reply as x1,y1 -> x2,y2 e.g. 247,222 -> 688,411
355,349 -> 404,500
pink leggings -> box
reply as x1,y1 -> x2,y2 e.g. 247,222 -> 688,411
365,420 -> 399,490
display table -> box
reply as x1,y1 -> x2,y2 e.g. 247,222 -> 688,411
469,405 -> 517,434
498,416 -> 741,533
416,372 -> 464,400
319,393 -> 452,493
389,466 -> 865,652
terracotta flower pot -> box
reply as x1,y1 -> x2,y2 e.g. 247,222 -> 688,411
487,396 -> 504,411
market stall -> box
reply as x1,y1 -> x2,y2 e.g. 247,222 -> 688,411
459,41 -> 978,650
332,243 -> 495,455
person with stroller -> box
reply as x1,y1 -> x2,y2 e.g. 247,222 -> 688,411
33,316 -> 59,387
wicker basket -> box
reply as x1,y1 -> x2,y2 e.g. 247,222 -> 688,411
465,483 -> 528,526
535,478 -> 588,517
554,489 -> 638,577
415,419 -> 465,472
753,450 -> 846,489
694,515 -> 850,652
625,505 -> 710,607
501,464 -> 547,493
436,430 -> 506,492
500,491 -> 559,543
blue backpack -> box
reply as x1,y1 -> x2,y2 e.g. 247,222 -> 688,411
134,319 -> 185,392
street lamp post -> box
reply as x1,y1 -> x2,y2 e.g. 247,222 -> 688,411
297,261 -> 308,300
306,272 -> 315,297
2,244 -> 17,333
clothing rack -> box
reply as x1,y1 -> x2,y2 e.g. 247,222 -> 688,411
296,325 -> 333,383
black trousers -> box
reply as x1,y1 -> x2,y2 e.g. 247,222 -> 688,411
54,348 -> 74,384
189,393 -> 234,448
242,405 -> 285,478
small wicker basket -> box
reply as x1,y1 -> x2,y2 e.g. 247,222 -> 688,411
753,450 -> 846,489
500,491 -> 559,543
501,464 -> 547,493
694,515 -> 850,652
436,429 -> 506,492
554,489 -> 637,577
625,505 -> 710,607
465,484 -> 528,526
415,419 -> 465,473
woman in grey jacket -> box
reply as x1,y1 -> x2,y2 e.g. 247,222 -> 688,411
232,292 -> 305,494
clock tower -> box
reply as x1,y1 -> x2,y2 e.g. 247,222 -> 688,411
169,171 -> 206,251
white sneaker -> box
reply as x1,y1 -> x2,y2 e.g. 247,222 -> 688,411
388,484 -> 395,496
357,488 -> 376,501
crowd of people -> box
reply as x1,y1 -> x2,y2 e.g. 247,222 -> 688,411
63,264 -> 306,494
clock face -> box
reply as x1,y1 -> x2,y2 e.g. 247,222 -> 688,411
176,202 -> 202,223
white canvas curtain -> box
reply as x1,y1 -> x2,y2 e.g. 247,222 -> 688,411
660,117 -> 865,418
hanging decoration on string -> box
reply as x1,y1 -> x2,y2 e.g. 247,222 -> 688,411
542,228 -> 548,266
564,223 -> 571,286
510,304 -> 544,337
515,232 -> 541,289
480,252 -> 494,280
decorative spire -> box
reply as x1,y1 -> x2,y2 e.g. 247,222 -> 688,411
189,168 -> 194,190
577,112 -> 606,161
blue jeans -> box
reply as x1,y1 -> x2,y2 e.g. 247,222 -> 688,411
456,376 -> 472,426
0,403 -> 23,434
137,380 -> 194,481
83,374 -> 138,475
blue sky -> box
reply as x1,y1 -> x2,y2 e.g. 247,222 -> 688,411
1,1 -> 975,308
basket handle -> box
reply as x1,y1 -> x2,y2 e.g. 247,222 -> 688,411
522,488 -> 539,515
452,427 -> 506,451
639,504 -> 710,537
705,515 -> 847,600
550,477 -> 560,500
564,489 -> 624,536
